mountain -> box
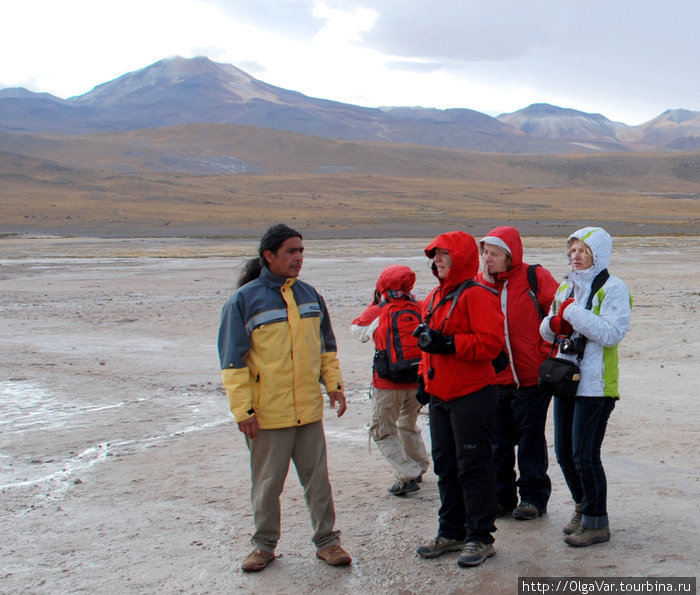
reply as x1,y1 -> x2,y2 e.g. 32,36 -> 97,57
499,104 -> 700,151
1,56 -> 699,153
497,103 -> 641,148
1,56 -> 539,152
634,109 -> 700,150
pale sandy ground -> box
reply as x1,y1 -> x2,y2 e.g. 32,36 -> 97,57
0,236 -> 698,594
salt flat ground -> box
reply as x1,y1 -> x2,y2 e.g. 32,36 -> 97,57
0,236 -> 698,594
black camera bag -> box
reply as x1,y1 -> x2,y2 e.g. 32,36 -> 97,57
537,269 -> 609,398
538,357 -> 581,398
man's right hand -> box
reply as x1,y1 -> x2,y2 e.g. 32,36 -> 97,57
238,415 -> 261,440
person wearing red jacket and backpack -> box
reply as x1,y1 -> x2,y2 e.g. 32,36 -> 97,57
351,265 -> 430,497
414,231 -> 505,569
476,226 -> 559,521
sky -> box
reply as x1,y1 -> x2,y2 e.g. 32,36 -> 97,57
2,0 -> 698,126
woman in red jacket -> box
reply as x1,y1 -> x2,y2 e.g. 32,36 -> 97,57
415,231 -> 505,568
477,226 -> 559,521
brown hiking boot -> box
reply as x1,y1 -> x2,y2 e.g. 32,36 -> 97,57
241,549 -> 275,572
457,541 -> 496,567
416,535 -> 466,558
316,544 -> 352,566
564,526 -> 610,547
563,503 -> 583,535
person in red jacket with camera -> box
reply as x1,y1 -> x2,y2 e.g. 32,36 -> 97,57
414,231 -> 505,569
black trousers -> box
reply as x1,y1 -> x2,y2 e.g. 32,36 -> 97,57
429,385 -> 498,544
492,384 -> 552,513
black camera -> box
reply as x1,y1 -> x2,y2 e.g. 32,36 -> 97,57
412,323 -> 433,348
560,337 -> 586,355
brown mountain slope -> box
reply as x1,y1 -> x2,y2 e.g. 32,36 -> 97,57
1,125 -> 699,237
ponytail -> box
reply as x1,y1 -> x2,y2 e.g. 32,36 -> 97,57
237,257 -> 263,288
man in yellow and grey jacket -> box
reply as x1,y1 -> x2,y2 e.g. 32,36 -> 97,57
218,223 -> 352,572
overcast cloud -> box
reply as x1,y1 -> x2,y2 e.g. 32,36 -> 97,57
2,0 -> 698,125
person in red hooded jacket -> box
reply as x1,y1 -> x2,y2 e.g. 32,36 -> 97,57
351,265 -> 430,497
414,231 -> 505,569
476,226 -> 559,521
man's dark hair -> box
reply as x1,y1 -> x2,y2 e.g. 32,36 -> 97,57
258,223 -> 302,268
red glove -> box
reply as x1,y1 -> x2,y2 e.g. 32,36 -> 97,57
549,315 -> 573,336
558,298 -> 575,317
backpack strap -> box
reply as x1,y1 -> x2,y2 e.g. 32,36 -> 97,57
527,264 -> 546,320
424,279 -> 496,330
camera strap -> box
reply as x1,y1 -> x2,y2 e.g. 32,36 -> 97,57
558,268 -> 610,361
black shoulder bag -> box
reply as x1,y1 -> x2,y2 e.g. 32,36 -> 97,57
537,269 -> 609,398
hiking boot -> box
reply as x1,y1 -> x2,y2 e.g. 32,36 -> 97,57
565,526 -> 610,547
512,502 -> 542,520
416,535 -> 466,558
388,478 -> 420,496
457,541 -> 496,567
563,503 -> 583,535
316,544 -> 352,566
241,549 -> 275,572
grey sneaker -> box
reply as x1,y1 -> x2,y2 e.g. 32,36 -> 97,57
563,503 -> 583,535
512,502 -> 542,520
417,535 -> 466,558
388,478 -> 420,496
565,526 -> 610,547
457,541 -> 496,567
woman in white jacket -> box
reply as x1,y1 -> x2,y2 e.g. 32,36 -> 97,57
540,227 -> 632,547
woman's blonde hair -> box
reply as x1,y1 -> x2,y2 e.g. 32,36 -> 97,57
566,238 -> 593,259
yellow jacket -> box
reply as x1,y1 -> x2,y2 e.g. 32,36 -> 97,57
218,267 -> 343,429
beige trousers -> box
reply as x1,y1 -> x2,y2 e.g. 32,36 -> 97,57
369,386 -> 430,482
246,420 -> 340,552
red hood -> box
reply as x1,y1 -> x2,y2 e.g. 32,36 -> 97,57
480,226 -> 523,267
375,265 -> 416,298
480,226 -> 524,281
425,231 -> 480,292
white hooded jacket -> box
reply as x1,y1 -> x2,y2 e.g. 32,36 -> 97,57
540,227 -> 632,398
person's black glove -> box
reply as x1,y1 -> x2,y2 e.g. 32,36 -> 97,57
416,375 -> 430,406
418,329 -> 456,354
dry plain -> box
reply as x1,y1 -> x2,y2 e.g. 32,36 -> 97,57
2,126 -> 700,238
0,234 -> 698,594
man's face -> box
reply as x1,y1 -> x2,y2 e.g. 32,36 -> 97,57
264,236 -> 304,278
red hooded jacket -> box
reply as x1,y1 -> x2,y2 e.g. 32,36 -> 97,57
420,231 -> 505,401
351,265 -> 422,389
476,226 -> 559,387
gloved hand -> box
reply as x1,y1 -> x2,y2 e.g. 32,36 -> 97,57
558,298 -> 575,317
418,329 -> 456,354
415,375 -> 430,406
549,315 -> 573,336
